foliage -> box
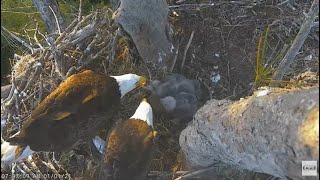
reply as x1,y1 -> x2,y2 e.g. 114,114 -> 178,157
254,25 -> 290,87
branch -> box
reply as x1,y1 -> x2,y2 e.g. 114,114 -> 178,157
49,5 -> 61,34
174,165 -> 217,180
180,31 -> 195,70
271,0 -> 319,86
78,0 -> 83,21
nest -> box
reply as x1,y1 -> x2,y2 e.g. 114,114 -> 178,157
1,0 -> 319,179
1,5 -> 180,179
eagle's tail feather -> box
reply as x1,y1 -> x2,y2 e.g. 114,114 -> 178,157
1,132 -> 33,164
6,135 -> 27,146
1,141 -> 34,164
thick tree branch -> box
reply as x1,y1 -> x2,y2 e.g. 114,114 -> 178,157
32,0 -> 67,35
271,0 -> 319,85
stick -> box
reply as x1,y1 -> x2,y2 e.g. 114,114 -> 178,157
33,22 -> 44,50
271,0 -> 319,86
109,28 -> 120,67
180,31 -> 195,70
169,40 -> 180,72
169,1 -> 246,9
49,6 -> 61,34
78,0 -> 83,22
174,165 -> 217,180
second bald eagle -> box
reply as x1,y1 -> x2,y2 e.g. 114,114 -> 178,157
94,99 -> 156,180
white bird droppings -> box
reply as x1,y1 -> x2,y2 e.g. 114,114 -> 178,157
210,72 -> 221,83
256,89 -> 272,97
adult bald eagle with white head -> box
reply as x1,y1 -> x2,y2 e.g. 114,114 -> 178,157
1,70 -> 147,164
93,98 -> 156,180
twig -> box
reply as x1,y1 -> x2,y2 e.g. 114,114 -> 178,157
109,28 -> 120,68
271,0 -> 319,86
3,82 -> 15,103
169,40 -> 180,72
169,1 -> 247,9
203,80 -> 213,100
70,13 -> 95,38
17,162 -> 37,180
78,0 -> 83,22
21,62 -> 42,94
169,3 -> 215,9
277,0 -> 291,6
180,31 -> 195,70
174,165 -> 217,180
37,29 -> 50,46
49,6 -> 61,34
26,156 -> 45,179
33,22 -> 44,50
55,19 -> 78,45
68,24 -> 96,47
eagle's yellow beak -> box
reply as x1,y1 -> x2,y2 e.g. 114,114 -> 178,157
136,76 -> 147,87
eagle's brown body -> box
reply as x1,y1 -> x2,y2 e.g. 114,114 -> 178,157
8,70 -> 121,152
97,119 -> 155,180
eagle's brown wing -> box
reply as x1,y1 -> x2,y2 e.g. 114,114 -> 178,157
9,70 -> 120,152
29,70 -> 109,121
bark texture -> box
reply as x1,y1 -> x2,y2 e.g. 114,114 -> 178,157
32,0 -> 66,34
179,87 -> 319,179
112,0 -> 174,68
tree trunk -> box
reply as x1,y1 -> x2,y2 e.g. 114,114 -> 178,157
179,86 -> 319,179
112,0 -> 174,68
32,0 -> 66,35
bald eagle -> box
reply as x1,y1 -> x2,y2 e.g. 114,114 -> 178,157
1,70 -> 147,164
94,98 -> 156,180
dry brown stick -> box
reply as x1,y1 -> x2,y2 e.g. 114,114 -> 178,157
169,40 -> 180,72
180,30 -> 195,70
271,0 -> 319,86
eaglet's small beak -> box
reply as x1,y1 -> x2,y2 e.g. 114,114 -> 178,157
136,76 -> 147,87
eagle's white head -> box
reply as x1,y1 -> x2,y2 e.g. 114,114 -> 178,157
111,74 -> 147,98
130,98 -> 154,129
